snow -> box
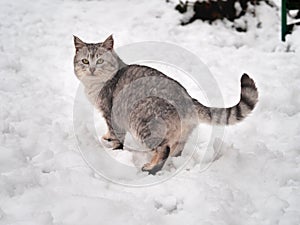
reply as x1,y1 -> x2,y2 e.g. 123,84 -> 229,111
0,0 -> 300,224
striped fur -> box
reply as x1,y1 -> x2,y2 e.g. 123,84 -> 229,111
73,35 -> 259,174
195,74 -> 258,125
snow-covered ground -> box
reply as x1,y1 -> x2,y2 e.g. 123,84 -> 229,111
1,0 -> 300,224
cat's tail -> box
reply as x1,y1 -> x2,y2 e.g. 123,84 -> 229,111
194,74 -> 258,125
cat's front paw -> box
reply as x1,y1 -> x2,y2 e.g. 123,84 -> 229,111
102,132 -> 112,142
100,137 -> 113,148
112,142 -> 123,150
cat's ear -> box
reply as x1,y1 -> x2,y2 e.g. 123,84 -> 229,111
73,35 -> 85,52
101,35 -> 114,51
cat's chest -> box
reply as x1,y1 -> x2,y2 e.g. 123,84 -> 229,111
84,82 -> 105,106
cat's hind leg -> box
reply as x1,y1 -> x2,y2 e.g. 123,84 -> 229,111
142,144 -> 170,175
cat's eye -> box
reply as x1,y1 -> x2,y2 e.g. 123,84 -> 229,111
97,58 -> 104,64
82,59 -> 89,64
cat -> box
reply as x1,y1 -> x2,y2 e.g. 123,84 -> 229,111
73,35 -> 258,174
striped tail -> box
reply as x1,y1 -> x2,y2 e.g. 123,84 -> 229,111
195,73 -> 258,125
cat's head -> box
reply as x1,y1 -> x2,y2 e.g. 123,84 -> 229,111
73,35 -> 121,81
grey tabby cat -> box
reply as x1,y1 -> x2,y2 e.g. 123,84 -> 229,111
73,35 -> 258,174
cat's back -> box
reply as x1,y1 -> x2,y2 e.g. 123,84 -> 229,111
113,64 -> 189,97
118,64 -> 167,84
111,64 -> 194,120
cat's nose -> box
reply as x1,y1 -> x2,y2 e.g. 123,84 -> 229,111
90,67 -> 96,74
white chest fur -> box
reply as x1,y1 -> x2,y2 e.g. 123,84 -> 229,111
81,76 -> 108,106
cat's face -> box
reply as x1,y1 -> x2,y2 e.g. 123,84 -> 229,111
73,35 -> 119,81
